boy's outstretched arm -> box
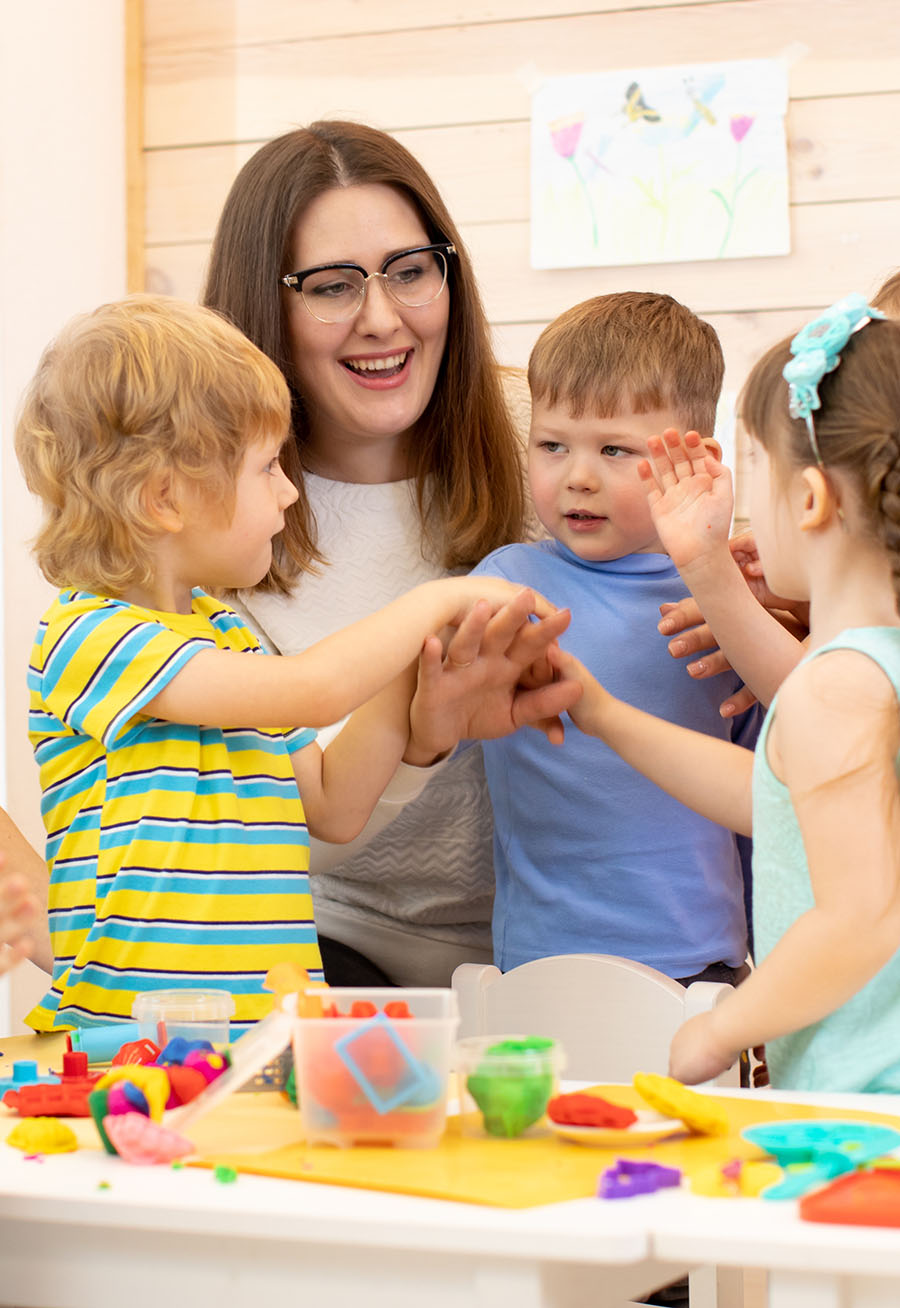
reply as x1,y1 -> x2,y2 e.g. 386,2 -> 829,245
294,594 -> 581,842
147,576 -> 553,731
0,809 -> 51,973
643,430 -> 803,708
553,646 -> 753,836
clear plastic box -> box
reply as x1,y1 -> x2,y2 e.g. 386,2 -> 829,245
455,1034 -> 564,1138
131,988 -> 235,1047
292,987 -> 459,1147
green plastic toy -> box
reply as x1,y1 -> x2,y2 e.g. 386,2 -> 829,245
465,1037 -> 556,1138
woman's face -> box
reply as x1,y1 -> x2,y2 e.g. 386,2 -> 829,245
283,183 -> 451,480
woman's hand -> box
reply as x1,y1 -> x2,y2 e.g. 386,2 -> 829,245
657,531 -> 811,717
405,591 -> 582,763
639,428 -> 734,573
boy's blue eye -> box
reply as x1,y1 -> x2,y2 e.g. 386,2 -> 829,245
539,440 -> 564,453
601,445 -> 627,457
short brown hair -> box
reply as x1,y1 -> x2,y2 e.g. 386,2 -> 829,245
204,120 -> 526,588
528,292 -> 724,436
15,295 -> 291,597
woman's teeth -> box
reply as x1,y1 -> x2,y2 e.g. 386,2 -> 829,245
344,352 -> 408,374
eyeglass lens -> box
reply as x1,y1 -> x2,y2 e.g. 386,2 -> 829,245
301,248 -> 448,322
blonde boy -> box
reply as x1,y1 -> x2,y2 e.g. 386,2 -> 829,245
473,292 -> 759,982
16,295 -> 575,1032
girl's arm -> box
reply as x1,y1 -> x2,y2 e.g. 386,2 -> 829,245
553,647 -> 754,836
643,431 -> 804,707
670,650 -> 900,1083
145,576 -> 549,729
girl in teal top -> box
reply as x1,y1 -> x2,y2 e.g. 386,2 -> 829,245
554,294 -> 900,1092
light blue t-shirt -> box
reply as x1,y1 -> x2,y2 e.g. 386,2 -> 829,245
473,540 -> 758,977
753,626 -> 900,1092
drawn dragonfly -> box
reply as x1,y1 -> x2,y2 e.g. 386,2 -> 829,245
683,74 -> 725,134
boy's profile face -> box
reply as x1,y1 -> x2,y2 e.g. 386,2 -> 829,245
528,401 -> 690,563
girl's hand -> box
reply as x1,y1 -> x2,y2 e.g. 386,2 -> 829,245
639,428 -> 733,573
405,592 -> 582,762
545,644 -> 614,740
668,1011 -> 740,1085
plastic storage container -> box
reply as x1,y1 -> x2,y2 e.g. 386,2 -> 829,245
132,988 -> 235,1047
292,987 -> 459,1147
455,1034 -> 564,1138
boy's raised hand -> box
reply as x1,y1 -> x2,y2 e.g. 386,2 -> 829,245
639,428 -> 733,573
406,589 -> 583,761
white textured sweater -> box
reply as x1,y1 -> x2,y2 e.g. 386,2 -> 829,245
232,474 -> 496,986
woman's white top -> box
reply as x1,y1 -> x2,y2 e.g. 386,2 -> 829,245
232,474 -> 496,986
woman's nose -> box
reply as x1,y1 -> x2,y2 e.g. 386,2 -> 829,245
353,275 -> 404,335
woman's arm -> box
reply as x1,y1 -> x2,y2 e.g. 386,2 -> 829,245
295,594 -> 582,843
670,650 -> 900,1082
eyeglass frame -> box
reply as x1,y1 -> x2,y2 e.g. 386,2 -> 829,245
279,242 -> 457,322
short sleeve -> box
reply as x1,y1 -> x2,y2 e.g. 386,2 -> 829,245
285,726 -> 317,753
36,598 -> 211,748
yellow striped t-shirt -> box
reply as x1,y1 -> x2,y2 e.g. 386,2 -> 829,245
26,588 -> 322,1033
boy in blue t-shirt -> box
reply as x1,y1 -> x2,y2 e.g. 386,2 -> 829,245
473,292 -> 758,984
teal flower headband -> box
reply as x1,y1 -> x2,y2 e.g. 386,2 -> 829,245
783,293 -> 885,466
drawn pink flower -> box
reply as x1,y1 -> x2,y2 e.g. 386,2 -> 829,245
730,115 -> 754,144
550,115 -> 584,160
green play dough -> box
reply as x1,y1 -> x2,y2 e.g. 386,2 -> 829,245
465,1037 -> 556,1138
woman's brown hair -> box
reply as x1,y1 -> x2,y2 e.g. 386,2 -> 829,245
204,121 -> 525,591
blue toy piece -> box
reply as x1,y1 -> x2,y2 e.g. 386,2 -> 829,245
0,1060 -> 60,1093
155,1036 -> 215,1065
333,1013 -> 434,1115
743,1120 -> 900,1200
67,1021 -> 140,1063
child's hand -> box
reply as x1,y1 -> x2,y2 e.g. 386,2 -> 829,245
639,428 -> 733,573
545,645 -> 614,740
0,861 -> 38,975
405,591 -> 583,762
668,1011 -> 739,1085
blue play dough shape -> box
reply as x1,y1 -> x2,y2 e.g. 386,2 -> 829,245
743,1120 -> 900,1201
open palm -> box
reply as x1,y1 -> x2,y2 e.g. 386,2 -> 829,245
639,428 -> 734,572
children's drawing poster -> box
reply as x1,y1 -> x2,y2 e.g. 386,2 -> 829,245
531,59 -> 790,268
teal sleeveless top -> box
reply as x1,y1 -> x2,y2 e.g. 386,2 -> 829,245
753,627 -> 900,1092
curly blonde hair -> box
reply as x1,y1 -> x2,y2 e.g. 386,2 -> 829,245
15,294 -> 291,596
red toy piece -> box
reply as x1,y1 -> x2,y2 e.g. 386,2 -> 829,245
112,1038 -> 161,1067
383,1001 -> 412,1019
547,1092 -> 638,1129
799,1169 -> 900,1227
4,1082 -> 94,1117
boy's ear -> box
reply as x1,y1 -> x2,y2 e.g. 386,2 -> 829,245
699,436 -> 722,462
798,466 -> 839,530
142,469 -> 184,534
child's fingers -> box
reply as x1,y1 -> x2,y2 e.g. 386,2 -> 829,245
502,606 -> 572,668
645,432 -> 679,489
512,678 -> 583,735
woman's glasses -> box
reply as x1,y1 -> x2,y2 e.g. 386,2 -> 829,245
280,243 -> 456,324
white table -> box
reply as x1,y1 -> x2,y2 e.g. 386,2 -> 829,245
2,1062 -> 900,1308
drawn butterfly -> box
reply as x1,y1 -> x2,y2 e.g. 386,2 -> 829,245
622,81 -> 661,124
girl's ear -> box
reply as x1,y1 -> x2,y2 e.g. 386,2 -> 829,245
798,466 -> 841,531
142,469 -> 184,534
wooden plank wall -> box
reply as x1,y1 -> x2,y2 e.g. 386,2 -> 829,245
142,0 -> 900,513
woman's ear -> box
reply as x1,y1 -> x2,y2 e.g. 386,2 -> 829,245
798,466 -> 840,531
141,469 -> 184,534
